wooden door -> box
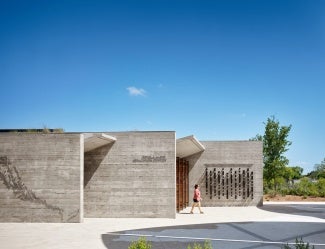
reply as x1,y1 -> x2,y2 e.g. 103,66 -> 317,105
176,157 -> 189,212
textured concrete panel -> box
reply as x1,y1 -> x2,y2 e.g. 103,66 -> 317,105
187,141 -> 263,207
84,131 -> 176,218
0,133 -> 82,222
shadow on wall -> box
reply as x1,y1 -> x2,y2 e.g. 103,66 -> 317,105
84,143 -> 114,187
187,151 -> 204,172
186,151 -> 206,191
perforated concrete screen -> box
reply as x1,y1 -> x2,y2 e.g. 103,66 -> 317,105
204,166 -> 254,201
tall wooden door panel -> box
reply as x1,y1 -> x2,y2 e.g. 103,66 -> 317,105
176,157 -> 189,212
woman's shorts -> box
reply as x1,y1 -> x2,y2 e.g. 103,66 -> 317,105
193,198 -> 198,203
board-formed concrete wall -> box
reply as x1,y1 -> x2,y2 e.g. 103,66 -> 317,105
187,141 -> 263,206
84,131 -> 176,218
0,133 -> 83,222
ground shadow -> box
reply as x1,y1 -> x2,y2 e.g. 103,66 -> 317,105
258,203 -> 325,219
101,222 -> 325,249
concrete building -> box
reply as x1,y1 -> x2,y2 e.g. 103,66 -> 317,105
0,131 -> 263,222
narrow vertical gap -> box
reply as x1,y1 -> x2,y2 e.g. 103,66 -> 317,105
238,168 -> 241,197
209,170 -> 213,199
247,168 -> 250,198
234,170 -> 237,199
213,168 -> 217,196
205,168 -> 208,196
222,168 -> 225,197
251,171 -> 254,199
217,171 -> 221,199
226,172 -> 229,199
230,168 -> 233,198
242,170 -> 246,199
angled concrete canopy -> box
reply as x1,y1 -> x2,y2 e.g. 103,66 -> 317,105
84,133 -> 116,152
176,135 -> 205,158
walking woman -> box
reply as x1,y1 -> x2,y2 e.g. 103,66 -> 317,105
190,184 -> 204,214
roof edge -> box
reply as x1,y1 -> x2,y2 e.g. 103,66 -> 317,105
176,135 -> 205,158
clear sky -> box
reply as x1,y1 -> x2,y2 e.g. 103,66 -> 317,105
1,0 -> 324,174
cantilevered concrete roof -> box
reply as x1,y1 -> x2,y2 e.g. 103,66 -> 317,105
84,133 -> 116,152
176,135 -> 205,158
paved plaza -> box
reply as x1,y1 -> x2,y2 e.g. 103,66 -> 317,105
0,202 -> 324,249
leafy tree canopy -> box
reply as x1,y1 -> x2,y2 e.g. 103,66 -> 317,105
284,166 -> 303,181
254,116 -> 292,191
307,158 -> 325,179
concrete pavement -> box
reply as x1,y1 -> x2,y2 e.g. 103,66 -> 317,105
0,202 -> 324,249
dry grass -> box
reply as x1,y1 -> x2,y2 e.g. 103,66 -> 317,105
264,194 -> 325,202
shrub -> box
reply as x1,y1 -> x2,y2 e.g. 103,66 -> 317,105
264,176 -> 325,197
292,178 -> 313,196
279,187 -> 289,196
291,178 -> 324,197
128,237 -> 152,249
265,189 -> 277,198
128,238 -> 213,249
187,240 -> 213,249
283,237 -> 315,249
316,178 -> 325,197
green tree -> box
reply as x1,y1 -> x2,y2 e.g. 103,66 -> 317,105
284,166 -> 303,184
310,158 -> 325,179
262,116 -> 292,191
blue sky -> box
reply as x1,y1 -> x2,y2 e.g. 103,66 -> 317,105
1,0 -> 324,174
